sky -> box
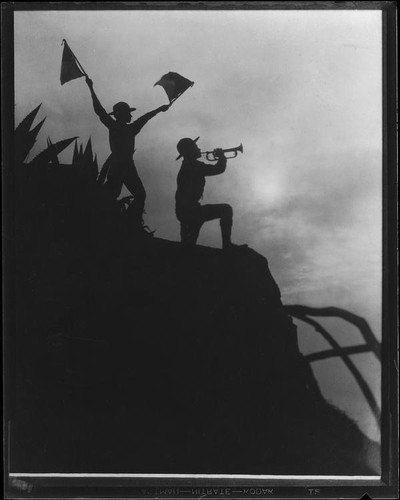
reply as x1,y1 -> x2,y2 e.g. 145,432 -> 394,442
14,9 -> 382,442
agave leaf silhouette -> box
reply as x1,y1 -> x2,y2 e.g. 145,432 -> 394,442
15,104 -> 42,137
83,138 -> 93,163
72,141 -> 80,165
29,137 -> 78,166
47,137 -> 61,166
14,104 -> 46,164
74,139 -> 99,183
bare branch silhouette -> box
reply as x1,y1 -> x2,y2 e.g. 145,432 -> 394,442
305,344 -> 372,362
284,306 -> 381,425
284,305 -> 380,360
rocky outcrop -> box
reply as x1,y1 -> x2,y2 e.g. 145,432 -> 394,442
12,224 -> 380,474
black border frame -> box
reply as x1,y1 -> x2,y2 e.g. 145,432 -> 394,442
2,2 -> 398,499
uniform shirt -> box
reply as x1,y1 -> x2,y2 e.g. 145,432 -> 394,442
91,92 -> 160,161
96,108 -> 151,161
175,157 -> 227,210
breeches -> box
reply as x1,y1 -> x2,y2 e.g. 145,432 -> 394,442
103,157 -> 146,220
176,203 -> 233,245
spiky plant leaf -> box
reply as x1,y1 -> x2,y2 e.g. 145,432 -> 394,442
29,136 -> 78,166
15,110 -> 46,165
83,138 -> 93,164
47,137 -> 60,166
15,104 -> 42,136
72,140 -> 80,165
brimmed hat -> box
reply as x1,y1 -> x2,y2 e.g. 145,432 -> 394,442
176,136 -> 200,161
109,101 -> 136,116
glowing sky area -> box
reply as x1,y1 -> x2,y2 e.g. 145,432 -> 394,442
14,9 -> 382,443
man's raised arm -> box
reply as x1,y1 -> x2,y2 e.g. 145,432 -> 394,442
133,104 -> 170,133
85,77 -> 113,128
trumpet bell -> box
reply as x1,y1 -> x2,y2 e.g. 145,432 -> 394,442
224,144 -> 243,159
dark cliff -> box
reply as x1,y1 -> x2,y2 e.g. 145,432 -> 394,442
9,114 -> 379,474
12,207 -> 379,475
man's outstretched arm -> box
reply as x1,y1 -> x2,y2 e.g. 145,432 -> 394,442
85,77 -> 113,128
133,104 -> 170,133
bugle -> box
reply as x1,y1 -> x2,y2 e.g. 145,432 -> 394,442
201,143 -> 243,161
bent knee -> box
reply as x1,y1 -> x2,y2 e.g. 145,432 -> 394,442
222,204 -> 233,218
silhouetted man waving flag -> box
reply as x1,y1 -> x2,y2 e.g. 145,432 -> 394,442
85,77 -> 169,233
175,137 -> 246,251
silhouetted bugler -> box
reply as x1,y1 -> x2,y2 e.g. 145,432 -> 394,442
175,136 -> 247,251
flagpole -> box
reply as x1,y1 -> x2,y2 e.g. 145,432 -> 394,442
72,53 -> 88,77
169,83 -> 194,106
62,39 -> 88,77
169,93 -> 182,106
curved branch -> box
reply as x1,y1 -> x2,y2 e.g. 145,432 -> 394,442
305,344 -> 372,363
292,314 -> 381,426
284,305 -> 381,360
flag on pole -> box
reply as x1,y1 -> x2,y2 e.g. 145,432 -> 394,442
154,72 -> 194,104
60,40 -> 85,85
